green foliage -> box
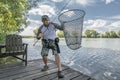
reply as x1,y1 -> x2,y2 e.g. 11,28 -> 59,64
0,57 -> 17,64
85,30 -> 92,38
110,31 -> 118,38
118,30 -> 120,38
56,30 -> 64,38
0,47 -> 17,64
33,28 -> 38,35
85,30 -> 100,38
22,36 -> 34,38
0,0 -> 28,42
101,31 -> 118,38
104,31 -> 110,38
85,30 -> 119,38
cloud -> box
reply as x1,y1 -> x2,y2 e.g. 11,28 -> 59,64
77,0 -> 96,6
21,19 -> 120,36
27,18 -> 41,24
106,21 -> 120,31
20,19 -> 43,36
28,5 -> 56,17
84,19 -> 120,33
109,15 -> 120,19
19,27 -> 36,36
70,0 -> 115,6
70,0 -> 97,6
84,19 -> 108,28
51,0 -> 63,2
21,0 -> 119,36
27,18 -> 42,27
84,19 -> 107,33
104,0 -> 115,4
110,21 -> 120,27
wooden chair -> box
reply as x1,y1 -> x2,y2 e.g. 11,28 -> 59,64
0,34 -> 28,66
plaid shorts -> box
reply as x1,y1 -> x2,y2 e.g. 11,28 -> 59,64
41,39 -> 60,57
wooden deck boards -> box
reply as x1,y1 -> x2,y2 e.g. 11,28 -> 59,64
0,59 -> 95,80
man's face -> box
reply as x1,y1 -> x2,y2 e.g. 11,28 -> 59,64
43,20 -> 49,26
42,18 -> 49,26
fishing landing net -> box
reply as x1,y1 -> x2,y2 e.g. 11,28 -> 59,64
58,9 -> 85,50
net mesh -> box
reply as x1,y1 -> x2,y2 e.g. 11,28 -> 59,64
58,9 -> 85,50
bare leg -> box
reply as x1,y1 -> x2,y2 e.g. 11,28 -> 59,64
43,56 -> 48,66
41,56 -> 49,71
55,54 -> 64,78
55,54 -> 62,71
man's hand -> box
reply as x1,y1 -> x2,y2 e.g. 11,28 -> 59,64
37,33 -> 43,40
37,37 -> 41,40
33,40 -> 39,46
40,33 -> 44,38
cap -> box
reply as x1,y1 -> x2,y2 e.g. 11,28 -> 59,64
41,15 -> 49,22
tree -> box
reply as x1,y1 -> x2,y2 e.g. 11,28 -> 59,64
84,30 -> 99,38
33,28 -> 38,36
117,30 -> 120,38
56,30 -> 64,38
91,30 -> 100,38
0,0 -> 28,42
85,30 -> 92,38
110,31 -> 118,38
104,31 -> 110,38
101,34 -> 105,38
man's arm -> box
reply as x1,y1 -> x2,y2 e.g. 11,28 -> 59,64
36,25 -> 43,39
51,22 -> 63,30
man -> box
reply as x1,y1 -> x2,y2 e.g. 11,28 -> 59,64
36,15 -> 64,78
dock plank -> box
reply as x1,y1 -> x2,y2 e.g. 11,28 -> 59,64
0,59 -> 95,80
1,63 -> 56,80
34,67 -> 69,80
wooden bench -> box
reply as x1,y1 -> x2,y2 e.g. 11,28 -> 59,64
0,34 -> 28,66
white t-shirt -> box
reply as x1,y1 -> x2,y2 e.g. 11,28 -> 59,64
41,24 -> 56,40
37,22 -> 63,40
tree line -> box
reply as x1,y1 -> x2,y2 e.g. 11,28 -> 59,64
33,29 -> 120,38
56,30 -> 120,38
84,30 -> 120,38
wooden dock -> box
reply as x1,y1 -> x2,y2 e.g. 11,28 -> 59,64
0,59 -> 95,80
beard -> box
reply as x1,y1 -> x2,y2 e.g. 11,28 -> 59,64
43,22 -> 50,27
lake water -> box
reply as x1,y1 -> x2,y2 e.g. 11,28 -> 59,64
23,38 -> 120,80
82,38 -> 120,50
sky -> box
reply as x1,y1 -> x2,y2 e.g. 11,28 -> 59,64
20,0 -> 120,36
